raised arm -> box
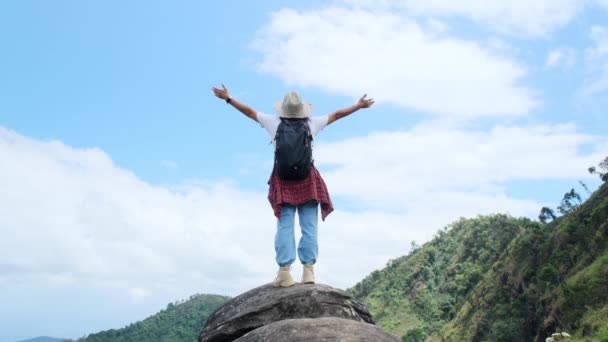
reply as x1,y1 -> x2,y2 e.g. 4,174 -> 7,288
327,94 -> 375,125
212,83 -> 258,122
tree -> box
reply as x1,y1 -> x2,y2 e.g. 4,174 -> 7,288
410,241 -> 421,254
600,157 -> 608,181
579,180 -> 592,196
402,326 -> 428,342
588,156 -> 608,182
539,207 -> 557,224
557,189 -> 581,214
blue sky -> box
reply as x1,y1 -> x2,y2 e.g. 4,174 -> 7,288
1,1 -> 607,341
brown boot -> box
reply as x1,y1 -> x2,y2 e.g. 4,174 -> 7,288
273,266 -> 295,287
302,264 -> 315,284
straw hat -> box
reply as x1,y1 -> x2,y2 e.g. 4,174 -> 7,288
274,92 -> 312,119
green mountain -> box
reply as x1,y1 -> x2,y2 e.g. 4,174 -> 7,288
18,337 -> 65,342
349,182 -> 608,341
68,294 -> 230,342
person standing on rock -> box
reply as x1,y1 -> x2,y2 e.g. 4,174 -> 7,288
212,84 -> 374,287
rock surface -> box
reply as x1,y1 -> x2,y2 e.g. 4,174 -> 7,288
198,283 -> 378,342
234,317 -> 401,342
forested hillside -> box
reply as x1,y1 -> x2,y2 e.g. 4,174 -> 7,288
67,294 -> 230,342
349,181 -> 608,341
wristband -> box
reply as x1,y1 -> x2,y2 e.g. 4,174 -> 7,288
226,97 -> 232,104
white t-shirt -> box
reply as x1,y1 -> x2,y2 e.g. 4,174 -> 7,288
256,113 -> 329,150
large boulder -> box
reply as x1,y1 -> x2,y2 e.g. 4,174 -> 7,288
198,283 -> 385,342
235,317 -> 401,342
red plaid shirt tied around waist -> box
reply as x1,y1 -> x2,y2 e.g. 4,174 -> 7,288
268,165 -> 334,221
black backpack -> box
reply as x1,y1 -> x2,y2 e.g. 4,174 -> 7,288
274,118 -> 313,180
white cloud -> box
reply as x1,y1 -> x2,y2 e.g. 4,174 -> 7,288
582,25 -> 608,95
0,127 -> 275,297
0,126 -> 431,299
545,48 -> 576,69
1,122 -> 605,303
252,7 -> 537,118
316,122 -> 607,208
343,0 -> 585,37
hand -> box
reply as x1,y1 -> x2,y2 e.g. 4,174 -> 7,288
212,83 -> 230,100
357,94 -> 375,109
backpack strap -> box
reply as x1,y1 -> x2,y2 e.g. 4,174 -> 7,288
304,119 -> 314,165
304,118 -> 312,140
273,117 -> 286,148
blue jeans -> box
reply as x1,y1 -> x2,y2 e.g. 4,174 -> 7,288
275,201 -> 318,267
